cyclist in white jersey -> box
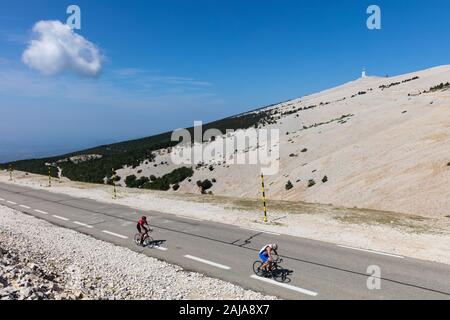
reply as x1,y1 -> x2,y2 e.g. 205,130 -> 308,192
259,243 -> 278,272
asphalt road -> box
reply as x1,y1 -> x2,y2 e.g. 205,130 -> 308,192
0,181 -> 449,300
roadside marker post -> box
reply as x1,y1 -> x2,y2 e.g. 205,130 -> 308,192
112,169 -> 117,199
48,166 -> 52,187
261,174 -> 268,223
9,164 -> 13,181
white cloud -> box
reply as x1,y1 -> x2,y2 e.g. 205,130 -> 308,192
22,20 -> 102,77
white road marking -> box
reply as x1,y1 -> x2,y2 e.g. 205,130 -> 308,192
240,227 -> 280,236
154,246 -> 168,251
179,216 -> 204,222
0,198 -> 4,201
184,255 -> 231,270
34,209 -> 48,215
19,205 -> 31,209
102,230 -> 128,239
52,215 -> 69,221
337,245 -> 405,259
250,275 -> 318,297
7,201 -> 17,205
73,221 -> 94,229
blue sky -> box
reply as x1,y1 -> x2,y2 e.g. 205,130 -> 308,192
1,0 -> 450,162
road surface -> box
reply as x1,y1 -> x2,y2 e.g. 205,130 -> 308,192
0,182 -> 449,300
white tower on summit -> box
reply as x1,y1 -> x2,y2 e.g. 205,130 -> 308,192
361,68 -> 367,78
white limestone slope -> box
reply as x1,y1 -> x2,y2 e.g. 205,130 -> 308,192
116,65 -> 450,218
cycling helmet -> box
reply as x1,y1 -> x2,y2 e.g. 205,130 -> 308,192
141,216 -> 147,221
272,244 -> 278,251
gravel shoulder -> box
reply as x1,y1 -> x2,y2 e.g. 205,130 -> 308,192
0,205 -> 275,300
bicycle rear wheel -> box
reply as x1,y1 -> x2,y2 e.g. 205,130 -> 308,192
253,261 -> 265,276
134,234 -> 142,246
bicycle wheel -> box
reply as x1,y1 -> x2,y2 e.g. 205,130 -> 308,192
134,234 -> 142,246
144,235 -> 154,247
252,261 -> 265,276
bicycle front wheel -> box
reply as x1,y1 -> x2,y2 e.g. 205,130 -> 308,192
143,235 -> 154,247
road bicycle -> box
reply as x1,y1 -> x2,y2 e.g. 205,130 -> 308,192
134,229 -> 154,247
252,256 -> 291,282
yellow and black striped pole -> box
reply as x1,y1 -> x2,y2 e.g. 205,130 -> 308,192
261,174 -> 268,223
48,166 -> 52,187
112,169 -> 117,199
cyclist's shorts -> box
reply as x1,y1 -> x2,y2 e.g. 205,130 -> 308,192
259,252 -> 269,263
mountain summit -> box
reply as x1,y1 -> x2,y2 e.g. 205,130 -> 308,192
4,65 -> 450,218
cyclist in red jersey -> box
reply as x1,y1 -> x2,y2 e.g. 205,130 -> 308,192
137,216 -> 149,245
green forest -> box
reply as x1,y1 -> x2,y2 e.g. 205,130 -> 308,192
1,108 -> 275,186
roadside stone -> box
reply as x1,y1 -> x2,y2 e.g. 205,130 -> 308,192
22,288 -> 33,298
